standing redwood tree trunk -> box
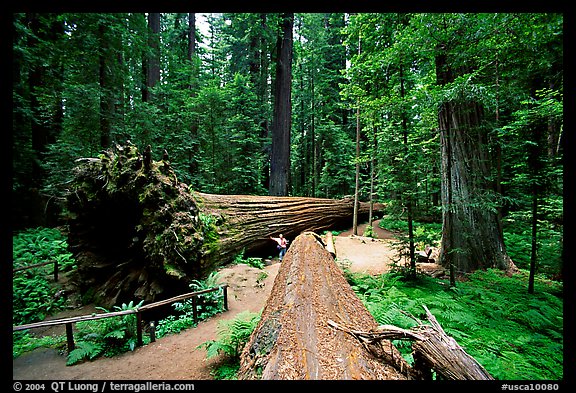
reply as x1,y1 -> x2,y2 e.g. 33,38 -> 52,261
143,12 -> 160,103
269,13 -> 293,196
435,47 -> 513,274
98,21 -> 113,149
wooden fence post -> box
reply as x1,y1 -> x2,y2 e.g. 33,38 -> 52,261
65,323 -> 75,353
192,296 -> 198,323
222,285 -> 228,311
149,321 -> 156,342
53,260 -> 59,282
136,312 -> 143,347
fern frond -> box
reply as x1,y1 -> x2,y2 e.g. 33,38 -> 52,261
66,341 -> 104,366
104,329 -> 126,340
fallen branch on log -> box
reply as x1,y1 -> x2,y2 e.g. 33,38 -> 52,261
328,305 -> 494,380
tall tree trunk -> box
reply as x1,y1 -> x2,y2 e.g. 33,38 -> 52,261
528,181 -> 538,294
310,69 -> 317,197
187,13 -> 200,182
399,62 -> 416,278
368,125 -> 376,226
269,13 -> 293,196
187,13 -> 196,62
353,100 -> 360,235
352,35 -> 361,235
435,47 -> 512,274
143,12 -> 161,103
98,23 -> 113,148
28,13 -> 57,187
16,14 -> 64,227
259,14 -> 271,192
527,122 -> 545,293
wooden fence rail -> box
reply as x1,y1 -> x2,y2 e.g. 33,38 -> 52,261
13,285 -> 229,353
13,260 -> 59,282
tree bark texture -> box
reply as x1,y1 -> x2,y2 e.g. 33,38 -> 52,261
143,12 -> 160,103
435,49 -> 513,273
269,13 -> 293,196
66,144 -> 382,308
237,232 -> 411,380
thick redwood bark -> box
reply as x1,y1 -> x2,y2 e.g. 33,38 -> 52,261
66,144 -> 382,307
143,13 -> 160,103
237,232 -> 411,380
269,13 -> 293,196
435,48 -> 513,273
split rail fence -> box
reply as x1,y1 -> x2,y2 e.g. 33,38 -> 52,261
13,285 -> 229,353
13,259 -> 60,282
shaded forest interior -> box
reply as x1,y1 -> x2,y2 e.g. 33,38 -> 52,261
12,13 -> 562,305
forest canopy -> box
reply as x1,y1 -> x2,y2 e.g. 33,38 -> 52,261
12,12 -> 563,280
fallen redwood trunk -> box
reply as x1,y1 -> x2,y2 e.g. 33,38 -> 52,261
237,232 -> 413,380
195,192 -> 381,264
66,144 -> 383,307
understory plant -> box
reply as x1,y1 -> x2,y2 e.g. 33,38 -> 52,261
346,268 -> 563,380
67,300 -> 145,365
155,271 -> 225,337
197,310 -> 261,379
13,226 -> 77,325
234,248 -> 266,269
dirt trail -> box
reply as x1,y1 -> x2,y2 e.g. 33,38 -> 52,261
334,219 -> 399,275
13,220 -> 399,380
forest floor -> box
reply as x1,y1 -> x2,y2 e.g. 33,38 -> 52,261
12,219 -> 440,380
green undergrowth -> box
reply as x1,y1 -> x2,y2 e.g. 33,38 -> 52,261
345,268 -> 563,380
13,227 -> 77,326
154,271 -> 225,338
66,300 -> 144,365
13,224 -> 226,364
197,310 -> 261,380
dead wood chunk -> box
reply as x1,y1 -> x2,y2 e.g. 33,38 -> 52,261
237,232 -> 411,380
411,305 -> 494,380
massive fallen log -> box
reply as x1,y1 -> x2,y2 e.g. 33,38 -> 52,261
237,232 -> 413,380
65,144 -> 383,307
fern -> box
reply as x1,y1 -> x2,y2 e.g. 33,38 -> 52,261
66,299 -> 144,365
66,341 -> 104,365
198,311 -> 261,363
156,274 -> 225,337
346,266 -> 563,380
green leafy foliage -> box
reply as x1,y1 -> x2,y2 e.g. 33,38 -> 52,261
66,300 -> 144,365
12,331 -> 67,359
197,310 -> 261,379
155,272 -> 224,338
233,248 -> 266,269
503,213 -> 562,276
346,268 -> 563,380
13,227 -> 76,325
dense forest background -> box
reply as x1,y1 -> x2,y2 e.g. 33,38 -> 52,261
12,12 -> 563,278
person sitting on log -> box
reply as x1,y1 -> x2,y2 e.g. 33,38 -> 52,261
270,234 -> 289,261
